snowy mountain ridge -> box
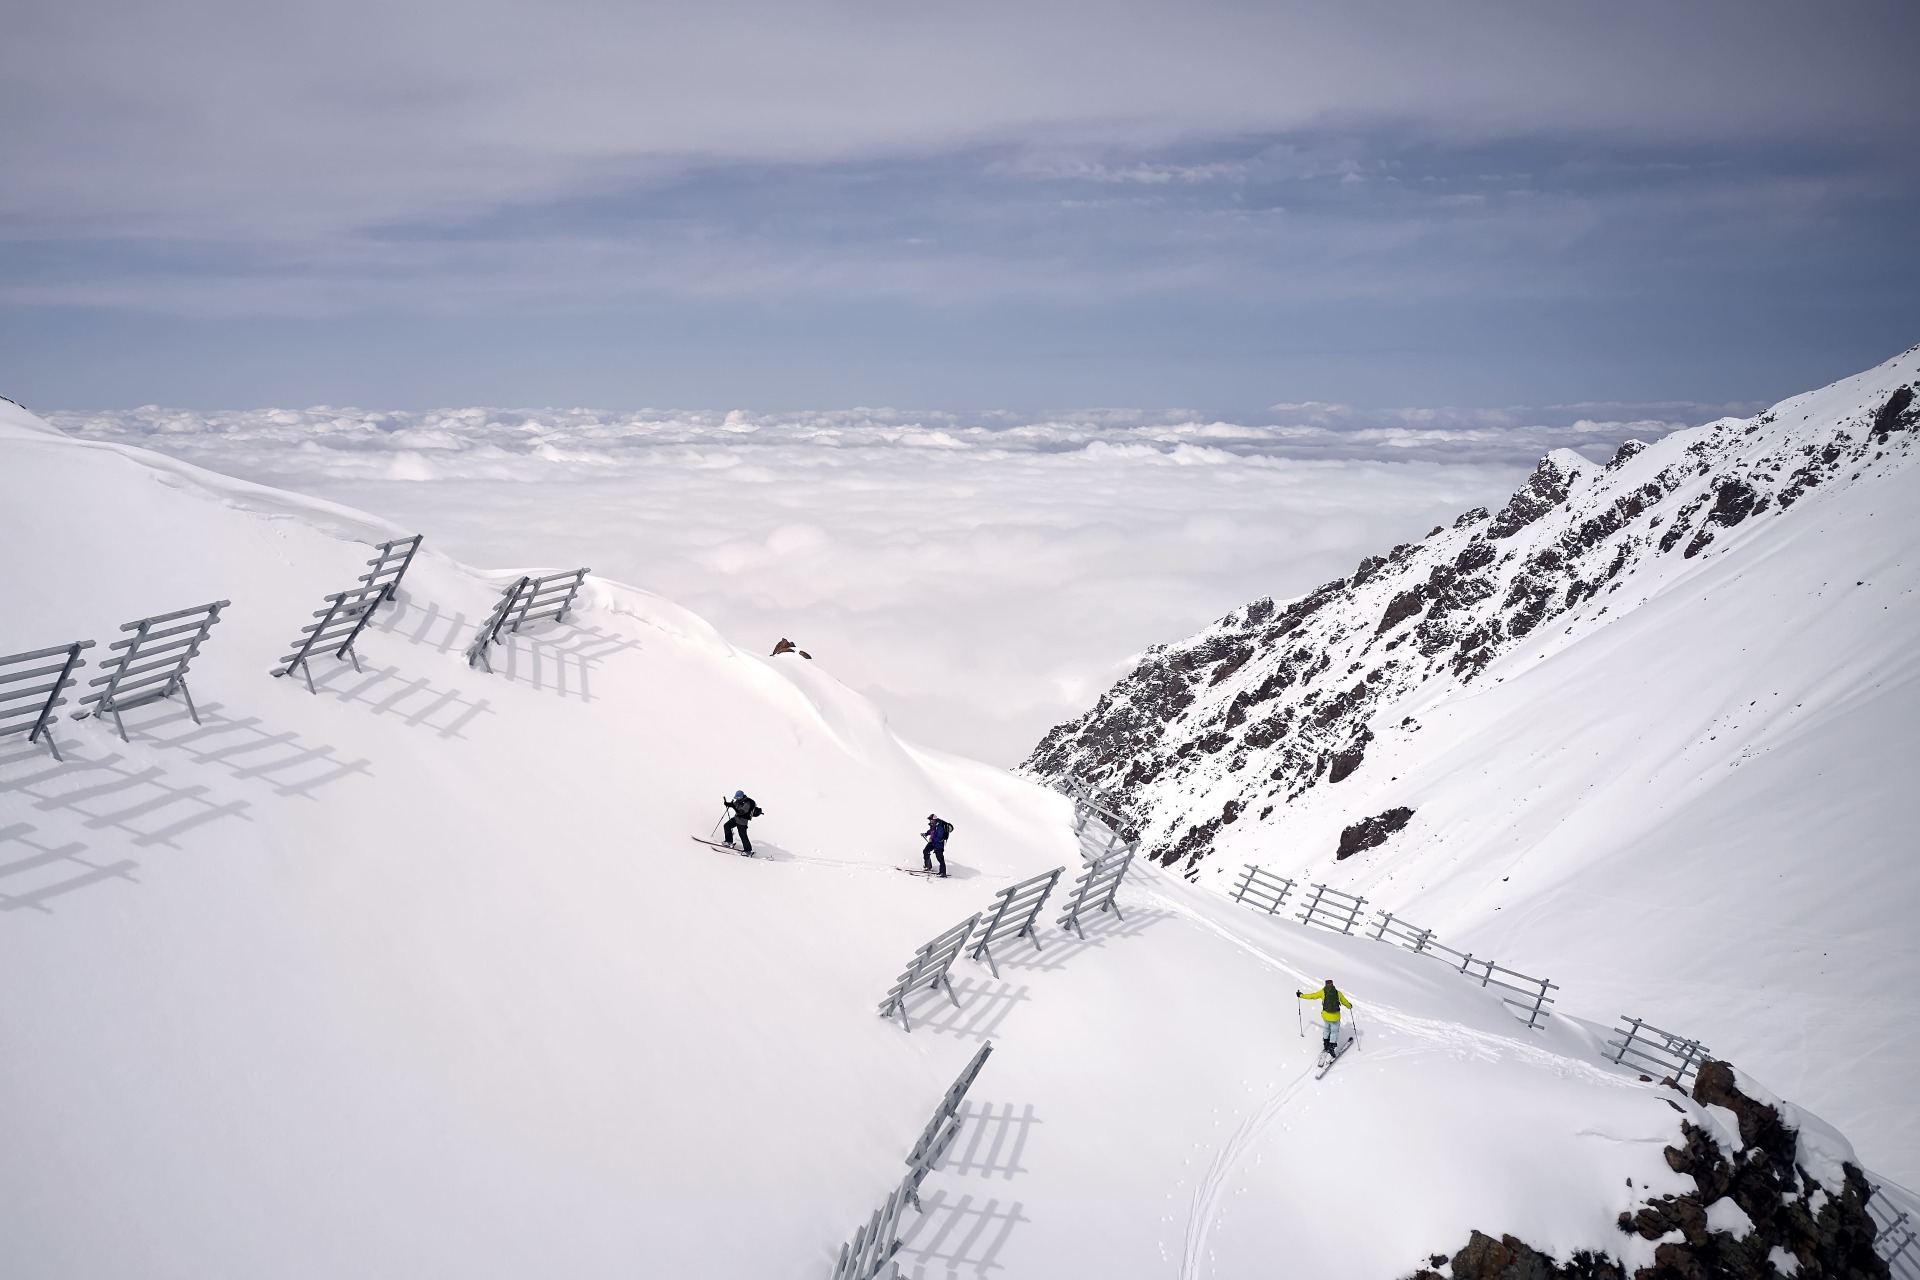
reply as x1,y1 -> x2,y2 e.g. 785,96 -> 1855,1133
1022,346 -> 1920,1183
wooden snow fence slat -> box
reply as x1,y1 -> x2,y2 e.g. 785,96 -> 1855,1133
464,577 -> 530,671
877,914 -> 981,1032
830,1043 -> 996,1279
272,537 -> 422,691
1369,908 -> 1558,1029
968,868 -> 1063,978
1229,863 -> 1296,915
358,535 -> 423,603
1868,1185 -> 1920,1280
1056,843 -> 1134,939
273,584 -> 388,691
1296,881 -> 1369,935
506,568 -> 589,632
74,601 -> 228,740
0,641 -> 92,761
1605,1015 -> 1710,1083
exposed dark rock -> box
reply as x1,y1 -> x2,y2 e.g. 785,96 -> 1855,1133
1377,587 -> 1428,634
1328,728 -> 1373,783
1609,439 -> 1650,469
1020,375 -> 1913,868
1872,386 -> 1913,440
1336,806 -> 1413,859
1419,1060 -> 1890,1280
1489,455 -> 1577,539
1705,480 -> 1759,529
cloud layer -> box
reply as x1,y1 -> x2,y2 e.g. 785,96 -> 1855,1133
49,403 -> 1696,762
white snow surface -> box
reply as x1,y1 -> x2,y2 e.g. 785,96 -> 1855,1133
1181,348 -> 1920,1183
0,397 -> 1887,1277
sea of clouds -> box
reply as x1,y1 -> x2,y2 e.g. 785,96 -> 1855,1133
48,404 -> 1710,763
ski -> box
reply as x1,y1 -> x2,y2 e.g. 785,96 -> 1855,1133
1315,1039 -> 1354,1079
897,867 -> 947,878
691,836 -> 755,857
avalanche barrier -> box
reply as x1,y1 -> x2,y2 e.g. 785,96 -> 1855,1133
968,868 -> 1063,978
878,915 -> 981,1032
0,640 -> 92,761
1229,863 -> 1295,915
830,1043 -> 995,1280
75,600 -> 229,740
1057,844 -> 1134,939
1605,1016 -> 1711,1084
465,577 -> 530,671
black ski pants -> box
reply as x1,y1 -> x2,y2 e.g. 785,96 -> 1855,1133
724,818 -> 753,853
921,840 -> 947,875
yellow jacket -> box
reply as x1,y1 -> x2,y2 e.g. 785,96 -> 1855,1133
1298,985 -> 1352,1022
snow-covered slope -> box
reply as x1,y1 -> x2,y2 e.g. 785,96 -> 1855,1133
0,396 -> 1902,1277
1023,346 -> 1920,1184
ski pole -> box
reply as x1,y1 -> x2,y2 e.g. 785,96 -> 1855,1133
1351,1007 -> 1361,1052
1294,992 -> 1303,1038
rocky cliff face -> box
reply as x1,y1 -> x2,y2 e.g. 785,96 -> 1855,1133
1021,350 -> 1920,873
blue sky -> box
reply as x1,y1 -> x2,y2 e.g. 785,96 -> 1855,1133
3,0 -> 1916,413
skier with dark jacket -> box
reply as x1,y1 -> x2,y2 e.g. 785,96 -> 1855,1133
723,790 -> 763,854
1297,980 -> 1353,1056
921,814 -> 953,877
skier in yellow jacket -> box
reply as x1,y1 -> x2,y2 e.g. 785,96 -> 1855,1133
1297,980 -> 1353,1057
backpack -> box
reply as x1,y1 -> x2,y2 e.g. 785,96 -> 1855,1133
1322,983 -> 1341,1015
938,819 -> 955,840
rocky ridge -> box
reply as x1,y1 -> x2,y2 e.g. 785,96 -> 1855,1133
1020,348 -> 1920,873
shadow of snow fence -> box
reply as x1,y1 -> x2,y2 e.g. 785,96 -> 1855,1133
75,601 -> 229,740
878,914 -> 982,1032
832,1043 -> 996,1279
1868,1185 -> 1920,1280
1605,1016 -> 1710,1084
273,583 -> 387,691
0,640 -> 93,761
1297,882 -> 1368,934
1230,863 -> 1296,915
1369,909 -> 1558,1029
969,869 -> 1063,977
359,535 -> 423,603
465,577 -> 530,671
1057,844 -> 1134,940
506,568 -> 590,633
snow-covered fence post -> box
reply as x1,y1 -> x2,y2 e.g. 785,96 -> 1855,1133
1605,1017 -> 1711,1083
273,584 -> 388,691
1867,1186 -> 1920,1279
1461,958 -> 1557,1029
0,640 -> 93,762
507,568 -> 590,633
1296,883 -> 1368,935
1230,864 -> 1295,914
878,915 -> 982,1032
464,577 -> 529,671
358,534 -> 423,603
1057,845 -> 1134,939
905,1042 -> 993,1205
75,601 -> 229,740
968,869 -> 1063,978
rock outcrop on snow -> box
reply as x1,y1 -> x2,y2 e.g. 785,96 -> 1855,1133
1408,1060 -> 1890,1280
1021,349 -> 1920,875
